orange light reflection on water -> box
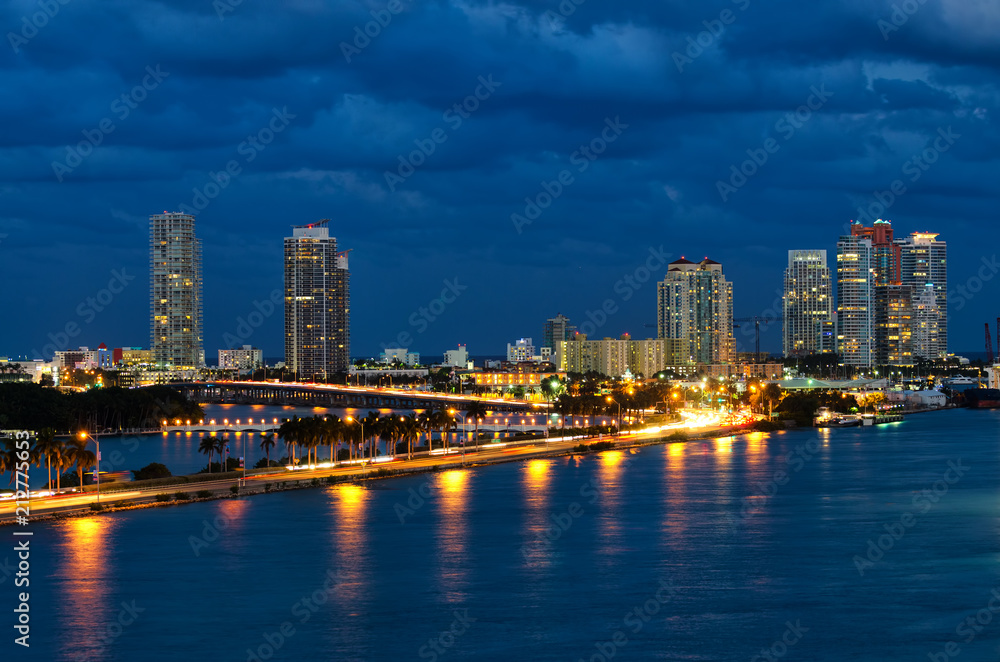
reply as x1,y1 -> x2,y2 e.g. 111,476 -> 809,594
329,483 -> 369,608
58,517 -> 116,660
521,460 -> 553,567
663,441 -> 689,544
596,451 -> 625,546
436,470 -> 469,603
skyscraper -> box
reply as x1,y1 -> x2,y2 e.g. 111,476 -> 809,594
896,232 -> 947,356
782,250 -> 834,357
542,313 -> 575,351
657,257 -> 733,364
875,284 -> 914,366
836,233 -> 875,368
150,212 -> 204,369
284,221 -> 350,380
850,219 -> 900,285
911,284 -> 942,361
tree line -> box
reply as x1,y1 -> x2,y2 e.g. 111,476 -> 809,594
0,383 -> 203,432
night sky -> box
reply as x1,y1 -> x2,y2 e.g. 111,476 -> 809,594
2,0 -> 997,361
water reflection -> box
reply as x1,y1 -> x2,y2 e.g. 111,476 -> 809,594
596,451 -> 625,551
329,484 -> 369,607
521,460 -> 553,566
215,498 -> 250,558
57,517 -> 117,660
436,470 -> 470,603
663,442 -> 689,544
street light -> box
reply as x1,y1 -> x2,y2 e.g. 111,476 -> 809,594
448,408 -> 457,451
606,395 -> 622,436
78,431 -> 100,504
346,416 -> 365,469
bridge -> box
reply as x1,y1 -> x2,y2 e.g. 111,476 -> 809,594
173,381 -> 547,414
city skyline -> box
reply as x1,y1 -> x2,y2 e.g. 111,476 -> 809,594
6,214 -> 984,365
2,1 -> 997,360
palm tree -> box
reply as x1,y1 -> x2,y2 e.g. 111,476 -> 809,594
324,415 -> 343,463
0,437 -> 14,483
302,417 -> 323,466
417,410 -> 436,452
64,439 -> 96,489
33,428 -> 59,489
278,417 -> 302,466
437,410 -> 458,451
363,411 -> 380,461
762,383 -> 783,418
464,401 -> 489,450
378,415 -> 401,459
345,419 -> 361,462
259,433 -> 277,467
215,435 -> 229,472
199,436 -> 218,473
399,414 -> 419,459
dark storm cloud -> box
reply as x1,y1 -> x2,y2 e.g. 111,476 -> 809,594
0,0 -> 997,359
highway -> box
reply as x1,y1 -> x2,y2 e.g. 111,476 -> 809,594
0,408 -> 745,523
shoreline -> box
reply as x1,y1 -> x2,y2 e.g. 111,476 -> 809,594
2,423 -> 774,526
6,408 -> 955,526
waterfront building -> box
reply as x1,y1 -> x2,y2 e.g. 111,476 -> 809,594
284,220 -> 350,380
543,314 -> 576,364
895,232 -> 947,356
783,250 -> 835,357
836,232 -> 875,368
150,212 -> 204,369
0,358 -> 52,383
874,284 -> 914,366
53,345 -> 111,370
380,348 -> 420,366
443,344 -> 471,369
113,347 -> 154,367
656,257 -> 733,364
557,334 -> 690,377
474,372 -> 547,392
506,338 -> 536,363
839,221 -> 947,367
911,285 -> 943,362
851,220 -> 900,286
218,345 -> 264,372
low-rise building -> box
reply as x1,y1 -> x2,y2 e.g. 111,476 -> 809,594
381,348 -> 420,366
114,347 -> 154,367
54,345 -> 112,370
558,334 -> 691,377
443,344 -> 472,369
218,345 -> 264,372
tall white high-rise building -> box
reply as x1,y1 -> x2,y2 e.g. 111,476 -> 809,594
911,284 -> 943,362
657,257 -> 733,364
836,234 -> 875,368
150,212 -> 204,369
895,232 -> 947,356
284,221 -> 350,380
783,250 -> 835,357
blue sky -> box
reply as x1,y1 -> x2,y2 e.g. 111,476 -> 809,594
1,0 -> 997,360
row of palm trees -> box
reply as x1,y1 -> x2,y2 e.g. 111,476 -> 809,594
270,404 -> 493,467
0,428 -> 97,490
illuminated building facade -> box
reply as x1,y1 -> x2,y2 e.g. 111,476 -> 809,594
284,221 -> 350,379
150,212 -> 204,369
656,257 -> 733,364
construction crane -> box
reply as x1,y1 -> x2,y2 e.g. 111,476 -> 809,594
987,322 -> 994,365
733,316 -> 770,364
